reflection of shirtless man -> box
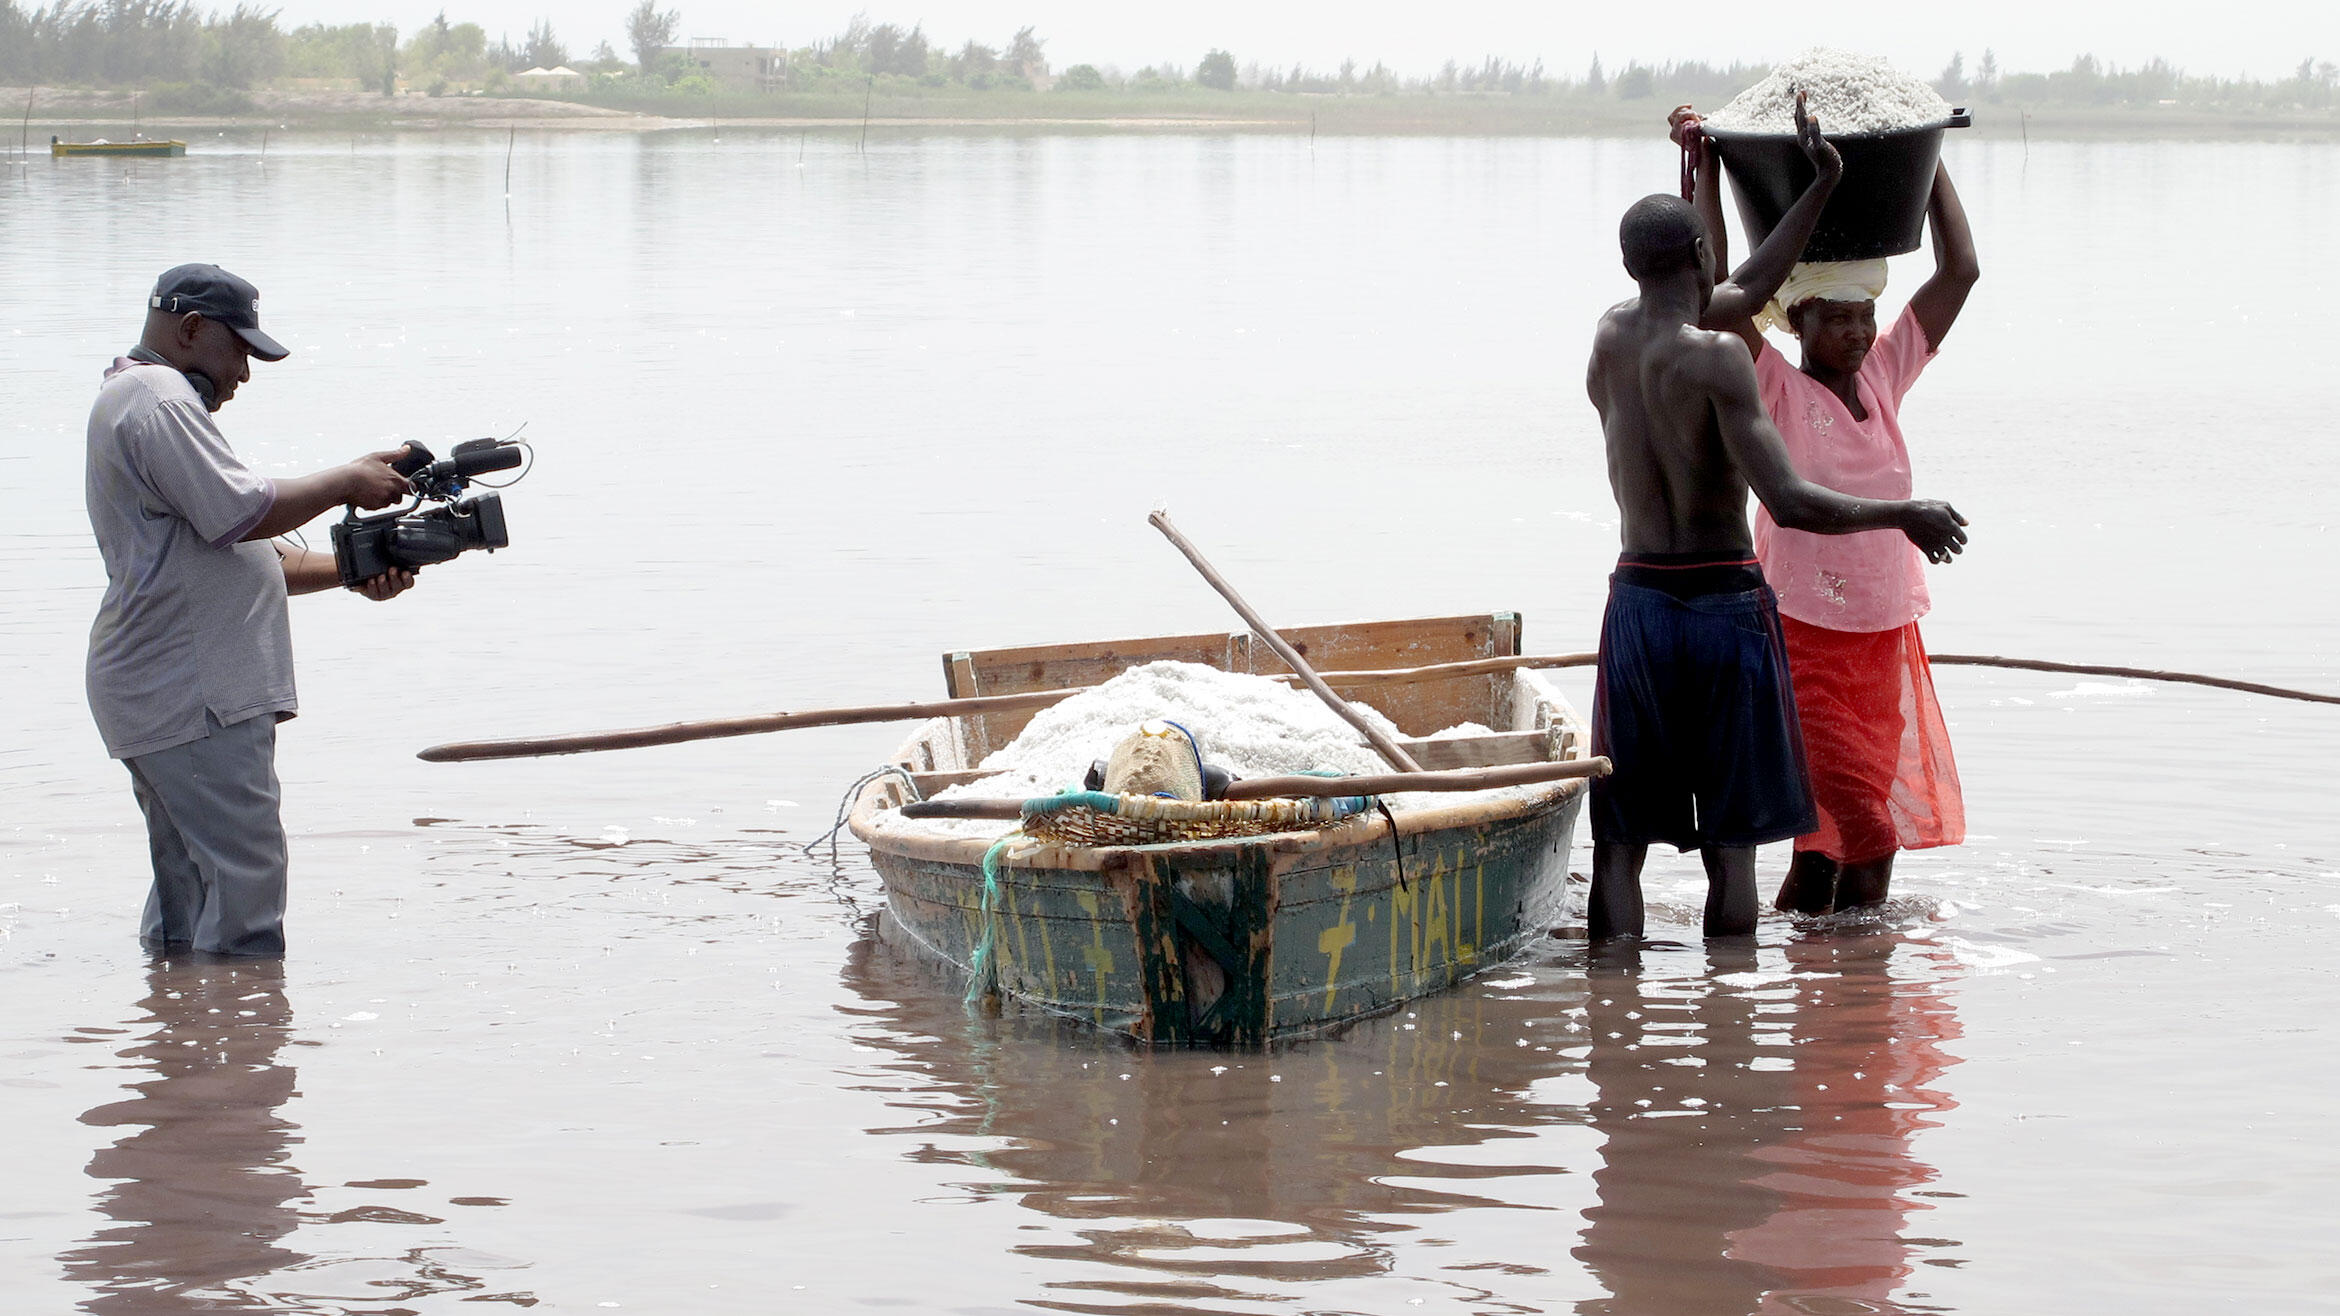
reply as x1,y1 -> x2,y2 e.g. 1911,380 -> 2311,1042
1584,100 -> 1969,940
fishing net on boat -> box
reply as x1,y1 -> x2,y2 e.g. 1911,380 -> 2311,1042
1019,790 -> 1372,845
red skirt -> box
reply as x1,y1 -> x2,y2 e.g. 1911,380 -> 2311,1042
1779,617 -> 1964,863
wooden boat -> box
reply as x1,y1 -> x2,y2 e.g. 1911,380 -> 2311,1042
846,613 -> 1594,1045
50,136 -> 186,157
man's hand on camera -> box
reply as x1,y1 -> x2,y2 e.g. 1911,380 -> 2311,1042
351,567 -> 417,602
342,446 -> 417,510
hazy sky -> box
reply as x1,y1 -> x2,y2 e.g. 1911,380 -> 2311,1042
283,1 -> 2334,82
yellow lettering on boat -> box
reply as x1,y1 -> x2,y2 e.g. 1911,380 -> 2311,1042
1320,865 -> 1359,1011
1076,891 -> 1114,1003
1468,856 -> 1485,964
1390,876 -> 1420,992
1421,863 -> 1452,973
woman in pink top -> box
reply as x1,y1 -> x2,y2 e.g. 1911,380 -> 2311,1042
1674,106 -> 1982,913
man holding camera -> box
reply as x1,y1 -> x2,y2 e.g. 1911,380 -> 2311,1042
85,263 -> 417,956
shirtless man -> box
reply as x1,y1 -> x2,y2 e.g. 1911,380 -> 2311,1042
1584,99 -> 1968,940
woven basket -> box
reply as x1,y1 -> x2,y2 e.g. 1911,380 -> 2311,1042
1020,792 -> 1367,845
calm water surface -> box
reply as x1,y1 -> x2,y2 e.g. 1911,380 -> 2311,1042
3,128 -> 2335,1313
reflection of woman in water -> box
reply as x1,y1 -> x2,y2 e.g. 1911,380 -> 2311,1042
1733,935 -> 1966,1303
1573,936 -> 1963,1313
63,958 -> 307,1313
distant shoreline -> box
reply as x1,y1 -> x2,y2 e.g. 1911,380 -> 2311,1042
7,84 -> 2335,141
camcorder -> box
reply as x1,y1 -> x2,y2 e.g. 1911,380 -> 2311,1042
331,438 -> 525,588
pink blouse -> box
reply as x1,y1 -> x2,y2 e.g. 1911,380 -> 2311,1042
1752,305 -> 1938,634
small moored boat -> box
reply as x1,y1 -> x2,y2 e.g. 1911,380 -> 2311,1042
51,136 -> 186,157
846,613 -> 1595,1045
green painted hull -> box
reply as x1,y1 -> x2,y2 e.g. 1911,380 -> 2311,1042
867,786 -> 1584,1045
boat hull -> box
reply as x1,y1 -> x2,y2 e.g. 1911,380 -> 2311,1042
867,787 -> 1582,1044
850,614 -> 1592,1045
51,141 -> 186,157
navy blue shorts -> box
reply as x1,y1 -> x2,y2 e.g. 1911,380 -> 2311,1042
1590,568 -> 1817,851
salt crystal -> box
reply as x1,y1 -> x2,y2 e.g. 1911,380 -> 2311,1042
1704,48 -> 1952,135
941,660 -> 1397,800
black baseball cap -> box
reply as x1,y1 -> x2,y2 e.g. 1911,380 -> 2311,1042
148,263 -> 289,362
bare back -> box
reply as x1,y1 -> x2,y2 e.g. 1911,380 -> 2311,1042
1587,299 -> 1767,555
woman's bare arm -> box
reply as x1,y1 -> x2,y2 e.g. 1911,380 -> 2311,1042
1907,162 -> 1980,349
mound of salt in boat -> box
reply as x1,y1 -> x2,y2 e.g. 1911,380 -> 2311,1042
927,660 -> 1540,834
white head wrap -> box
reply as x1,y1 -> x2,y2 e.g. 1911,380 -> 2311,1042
1758,259 -> 1889,336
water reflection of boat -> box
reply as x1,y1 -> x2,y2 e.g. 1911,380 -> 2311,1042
838,916 -> 1568,1303
838,920 -> 1967,1312
50,135 -> 187,157
846,614 -> 1594,1044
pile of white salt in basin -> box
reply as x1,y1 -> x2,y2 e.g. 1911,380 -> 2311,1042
1702,48 -> 1952,134
920,660 -> 1546,837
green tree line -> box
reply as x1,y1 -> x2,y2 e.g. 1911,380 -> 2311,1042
2,0 -> 2333,115
1938,49 -> 2338,111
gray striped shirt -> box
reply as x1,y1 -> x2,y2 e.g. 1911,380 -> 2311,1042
85,359 -> 293,759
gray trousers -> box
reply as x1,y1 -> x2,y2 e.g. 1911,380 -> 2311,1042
123,712 -> 289,956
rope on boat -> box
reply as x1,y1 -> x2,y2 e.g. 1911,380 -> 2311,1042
802,765 -> 921,859
965,834 -> 1016,1008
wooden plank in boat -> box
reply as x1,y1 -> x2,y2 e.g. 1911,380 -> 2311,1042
1264,614 -> 1518,672
1393,728 -> 1552,770
1272,614 -> 1519,737
941,651 -> 986,759
907,768 -> 996,794
942,614 -> 1520,747
943,628 -> 1250,751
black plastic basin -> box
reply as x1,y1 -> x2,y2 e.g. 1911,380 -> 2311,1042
1705,111 -> 1971,262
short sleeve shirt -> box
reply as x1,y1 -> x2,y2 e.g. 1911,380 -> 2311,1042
85,359 -> 294,759
1751,305 -> 1937,633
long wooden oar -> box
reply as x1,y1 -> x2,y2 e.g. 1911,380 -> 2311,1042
418,648 -> 2337,763
413,655 -> 1550,764
1148,509 -> 1424,772
417,689 -> 1081,762
1925,654 -> 2340,705
1289,650 -> 2340,706
899,756 -> 1614,820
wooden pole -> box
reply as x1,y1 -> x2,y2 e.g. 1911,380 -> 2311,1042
1148,510 -> 1424,772
899,756 -> 1612,819
414,648 -> 2338,765
1231,757 -> 1609,797
1926,654 -> 2340,706
416,653 -> 1572,763
1276,649 -> 2340,707
418,687 -> 1085,762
